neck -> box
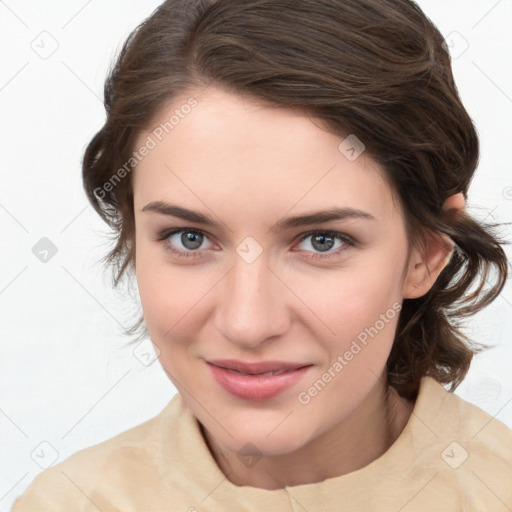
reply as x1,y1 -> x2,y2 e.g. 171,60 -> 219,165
201,375 -> 414,489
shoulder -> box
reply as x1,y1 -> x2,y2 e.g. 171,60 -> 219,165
404,376 -> 512,509
417,376 -> 512,453
11,394 -> 183,512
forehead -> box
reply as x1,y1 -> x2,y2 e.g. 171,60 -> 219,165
132,86 -> 400,225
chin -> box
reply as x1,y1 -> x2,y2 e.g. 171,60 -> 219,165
208,419 -> 315,458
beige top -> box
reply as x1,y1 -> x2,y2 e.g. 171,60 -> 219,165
12,376 -> 512,511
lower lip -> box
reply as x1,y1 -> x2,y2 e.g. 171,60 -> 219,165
207,363 -> 312,401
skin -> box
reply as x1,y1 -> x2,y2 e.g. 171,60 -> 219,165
132,85 -> 462,489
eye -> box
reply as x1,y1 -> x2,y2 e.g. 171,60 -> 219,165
294,231 -> 355,260
156,228 -> 215,259
156,228 -> 357,261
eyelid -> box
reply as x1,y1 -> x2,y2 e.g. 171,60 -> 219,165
156,227 -> 217,259
294,229 -> 356,245
156,227 -> 214,243
291,229 -> 357,260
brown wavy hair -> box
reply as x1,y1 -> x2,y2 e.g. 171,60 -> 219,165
82,0 -> 508,400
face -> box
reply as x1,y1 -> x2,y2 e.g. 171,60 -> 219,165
132,86 -> 414,457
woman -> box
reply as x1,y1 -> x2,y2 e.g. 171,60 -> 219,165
13,0 -> 511,510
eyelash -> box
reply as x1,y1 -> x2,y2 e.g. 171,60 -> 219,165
156,228 -> 358,261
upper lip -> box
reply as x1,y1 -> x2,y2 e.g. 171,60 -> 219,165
207,359 -> 311,375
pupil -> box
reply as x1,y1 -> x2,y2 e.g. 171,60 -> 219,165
312,234 -> 334,252
181,231 -> 202,250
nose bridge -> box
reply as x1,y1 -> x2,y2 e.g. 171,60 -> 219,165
215,252 -> 289,348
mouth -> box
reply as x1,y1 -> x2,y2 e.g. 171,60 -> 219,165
206,359 -> 313,401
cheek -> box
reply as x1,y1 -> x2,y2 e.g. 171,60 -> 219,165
295,247 -> 407,368
135,242 -> 186,336
135,243 -> 167,328
291,265 -> 405,422
301,259 -> 404,332
134,242 -> 218,343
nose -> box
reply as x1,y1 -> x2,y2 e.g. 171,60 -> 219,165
214,254 -> 291,350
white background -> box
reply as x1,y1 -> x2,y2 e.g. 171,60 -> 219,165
1,1 -> 511,509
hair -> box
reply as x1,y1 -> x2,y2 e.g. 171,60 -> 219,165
82,0 -> 508,401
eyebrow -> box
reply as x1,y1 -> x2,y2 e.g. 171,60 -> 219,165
141,201 -> 376,232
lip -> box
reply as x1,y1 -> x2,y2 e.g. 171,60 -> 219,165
206,359 -> 313,401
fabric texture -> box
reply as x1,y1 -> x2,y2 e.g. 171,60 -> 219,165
11,376 -> 512,511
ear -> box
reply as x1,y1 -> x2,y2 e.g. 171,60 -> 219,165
403,232 -> 454,299
403,192 -> 465,299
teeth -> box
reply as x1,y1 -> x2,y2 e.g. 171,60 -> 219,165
225,368 -> 289,376
252,370 -> 288,376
